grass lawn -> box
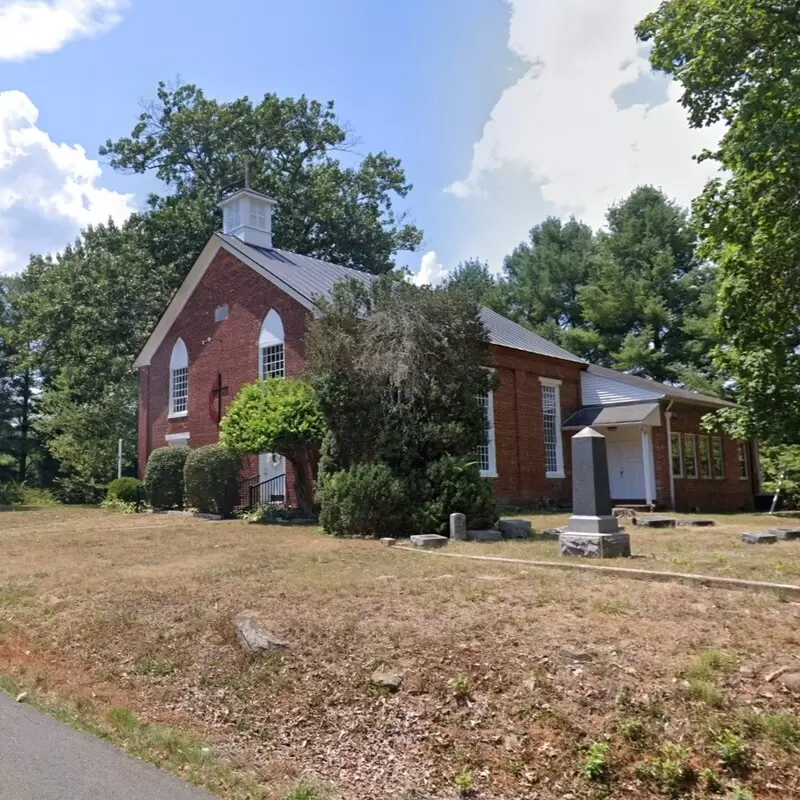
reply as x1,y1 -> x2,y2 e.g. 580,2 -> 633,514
449,511 -> 800,584
0,506 -> 799,799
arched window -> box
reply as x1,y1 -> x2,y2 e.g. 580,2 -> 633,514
169,338 -> 189,417
259,309 -> 285,379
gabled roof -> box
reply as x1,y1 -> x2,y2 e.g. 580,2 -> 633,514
478,306 -> 584,363
134,234 -> 587,367
585,364 -> 736,408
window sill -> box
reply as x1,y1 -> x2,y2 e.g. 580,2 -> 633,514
480,471 -> 498,479
546,471 -> 565,479
168,410 -> 188,420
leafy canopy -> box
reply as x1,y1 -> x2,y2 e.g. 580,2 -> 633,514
637,0 -> 800,440
221,378 -> 327,459
101,81 -> 422,276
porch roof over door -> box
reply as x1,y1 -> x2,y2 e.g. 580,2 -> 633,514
562,402 -> 661,430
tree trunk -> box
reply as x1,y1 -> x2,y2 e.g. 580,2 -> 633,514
288,448 -> 317,517
17,369 -> 31,483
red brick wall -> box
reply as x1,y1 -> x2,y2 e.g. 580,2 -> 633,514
138,248 -> 311,502
652,402 -> 755,512
490,347 -> 584,505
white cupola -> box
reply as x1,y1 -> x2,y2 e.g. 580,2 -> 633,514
218,187 -> 277,249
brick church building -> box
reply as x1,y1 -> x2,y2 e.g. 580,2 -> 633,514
135,188 -> 760,512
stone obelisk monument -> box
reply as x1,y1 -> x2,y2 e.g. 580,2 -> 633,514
559,427 -> 631,558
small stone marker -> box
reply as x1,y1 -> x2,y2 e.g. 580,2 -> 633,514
769,528 -> 800,541
634,517 -> 677,528
558,428 -> 631,559
380,537 -> 397,547
449,512 -> 467,541
498,519 -> 532,539
467,529 -> 503,543
409,534 -> 449,549
676,518 -> 715,528
741,531 -> 778,545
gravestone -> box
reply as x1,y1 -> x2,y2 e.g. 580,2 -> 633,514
559,428 -> 631,558
449,513 -> 467,541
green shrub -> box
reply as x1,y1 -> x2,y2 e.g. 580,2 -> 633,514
584,740 -> 612,781
144,447 -> 189,510
0,482 -> 24,506
107,477 -> 144,504
415,456 -> 498,534
183,445 -> 241,517
317,462 -> 410,537
18,485 -> 60,506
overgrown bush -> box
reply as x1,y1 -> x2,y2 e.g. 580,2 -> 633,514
415,456 -> 498,534
317,462 -> 410,537
144,447 -> 189,510
18,485 -> 60,506
184,445 -> 241,517
0,482 -> 23,506
107,477 -> 144,504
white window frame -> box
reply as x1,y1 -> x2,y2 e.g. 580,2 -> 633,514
738,441 -> 750,480
671,432 -> 683,478
477,389 -> 497,478
258,309 -> 286,380
165,432 -> 190,447
168,338 -> 189,419
698,435 -> 712,478
712,436 -> 725,479
682,433 -> 698,479
540,377 -> 564,479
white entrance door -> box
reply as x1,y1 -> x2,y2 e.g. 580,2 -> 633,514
258,453 -> 286,500
605,429 -> 646,500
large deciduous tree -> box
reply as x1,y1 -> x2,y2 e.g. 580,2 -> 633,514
637,1 -> 800,441
102,82 -> 422,276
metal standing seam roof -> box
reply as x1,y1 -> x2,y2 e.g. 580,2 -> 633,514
562,402 -> 661,430
585,364 -> 736,408
221,234 -> 586,363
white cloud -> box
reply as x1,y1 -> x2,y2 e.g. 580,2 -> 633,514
0,0 -> 127,61
0,90 -> 135,273
447,0 -> 725,229
410,250 -> 451,287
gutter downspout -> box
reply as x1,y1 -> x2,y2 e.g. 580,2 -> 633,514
664,400 -> 675,511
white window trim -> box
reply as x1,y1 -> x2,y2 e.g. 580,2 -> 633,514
168,339 -> 189,419
738,441 -> 750,480
671,432 -> 684,478
539,377 -> 565,479
712,436 -> 725,480
683,433 -> 698,479
479,389 -> 498,478
698,435 -> 712,479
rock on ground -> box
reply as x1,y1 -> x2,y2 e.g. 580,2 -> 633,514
371,671 -> 403,691
233,610 -> 289,655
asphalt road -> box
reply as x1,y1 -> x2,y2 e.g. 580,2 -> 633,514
0,692 -> 218,799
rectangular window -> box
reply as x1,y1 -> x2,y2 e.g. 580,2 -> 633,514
214,304 -> 229,323
476,390 -> 496,477
698,436 -> 712,478
712,437 -> 725,478
540,379 -> 564,477
682,434 -> 698,478
260,343 -> 285,379
671,432 -> 683,477
170,366 -> 188,416
738,442 -> 749,479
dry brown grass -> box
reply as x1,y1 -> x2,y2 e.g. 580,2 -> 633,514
450,511 -> 800,584
1,506 -> 800,799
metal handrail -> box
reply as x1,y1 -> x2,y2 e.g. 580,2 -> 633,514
248,473 -> 287,510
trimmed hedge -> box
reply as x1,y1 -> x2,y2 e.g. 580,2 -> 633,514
144,447 -> 189,510
184,445 -> 241,517
317,462 -> 410,538
415,455 -> 498,534
106,477 -> 144,504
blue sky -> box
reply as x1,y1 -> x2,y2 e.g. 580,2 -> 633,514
0,0 -> 722,278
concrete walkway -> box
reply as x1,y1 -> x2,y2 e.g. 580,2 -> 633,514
0,692 -> 218,799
